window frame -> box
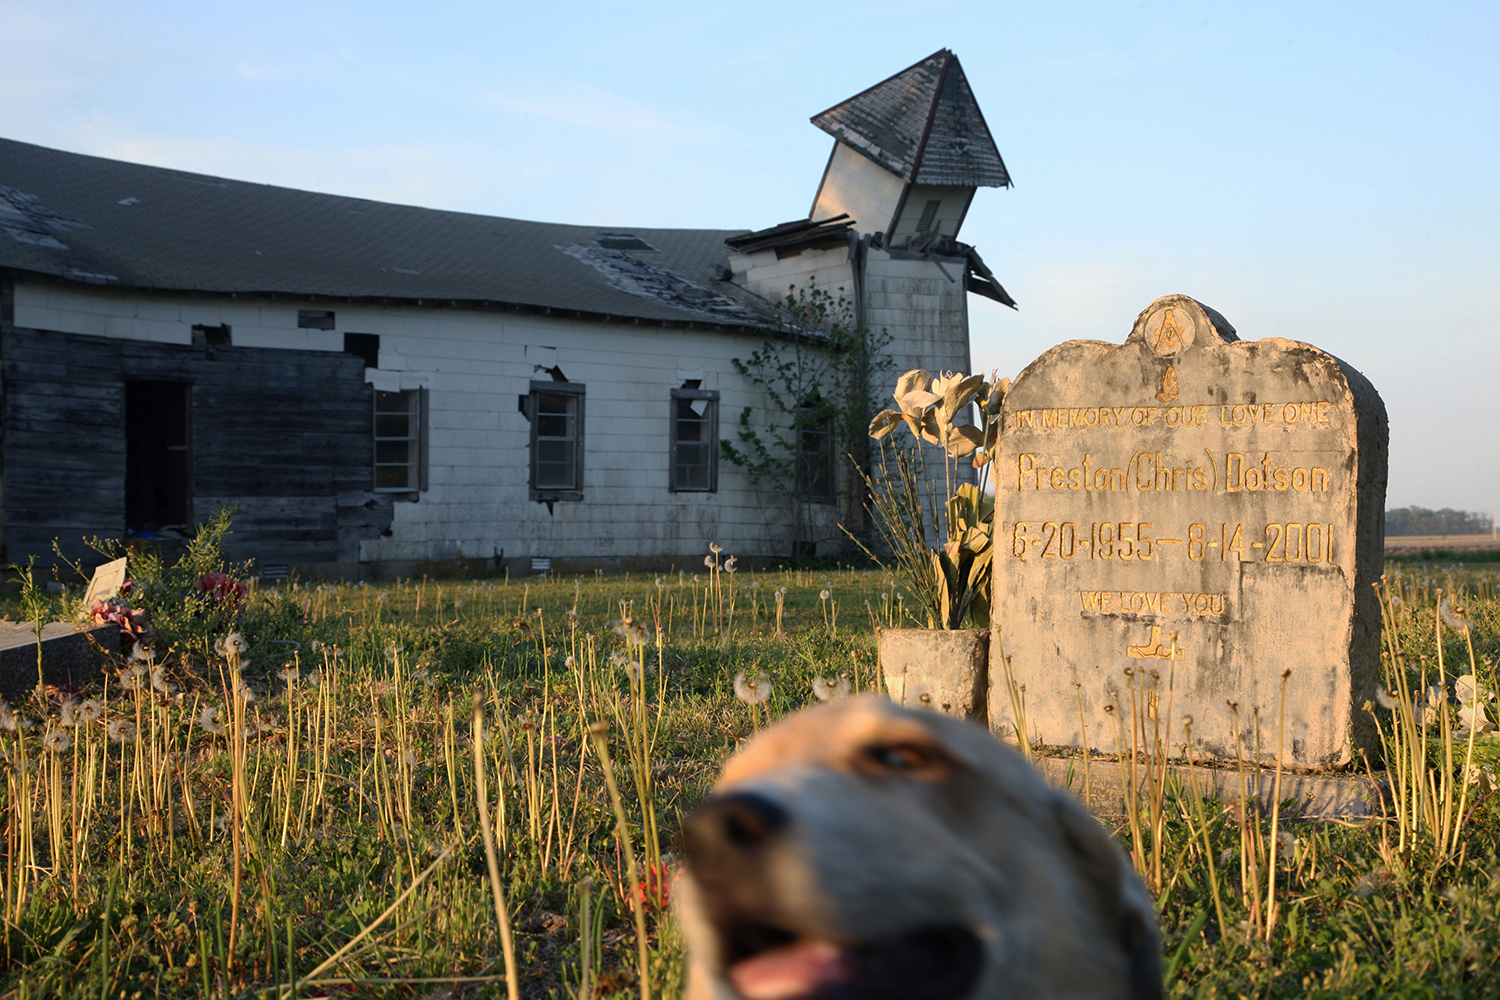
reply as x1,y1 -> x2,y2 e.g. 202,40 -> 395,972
669,387 -> 719,493
528,381 -> 586,502
795,404 -> 836,504
372,387 -> 428,494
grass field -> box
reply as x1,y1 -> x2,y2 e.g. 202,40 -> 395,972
0,548 -> 1498,998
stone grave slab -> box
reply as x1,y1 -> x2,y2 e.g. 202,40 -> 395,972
989,295 -> 1387,767
0,622 -> 119,701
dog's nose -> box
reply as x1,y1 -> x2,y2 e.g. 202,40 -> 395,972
682,791 -> 788,868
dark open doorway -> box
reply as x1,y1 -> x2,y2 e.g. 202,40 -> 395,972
125,381 -> 191,530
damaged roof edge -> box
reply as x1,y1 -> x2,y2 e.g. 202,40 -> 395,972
3,267 -> 790,336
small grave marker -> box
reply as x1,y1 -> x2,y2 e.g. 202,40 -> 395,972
83,557 -> 128,605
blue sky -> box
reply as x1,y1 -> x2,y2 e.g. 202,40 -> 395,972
3,0 -> 1495,513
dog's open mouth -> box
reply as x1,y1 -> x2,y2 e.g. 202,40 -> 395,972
723,923 -> 983,1000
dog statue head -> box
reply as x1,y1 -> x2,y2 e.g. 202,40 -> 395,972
677,695 -> 1161,1000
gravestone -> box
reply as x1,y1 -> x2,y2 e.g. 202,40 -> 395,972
83,557 -> 128,605
0,622 -> 119,701
989,295 -> 1387,767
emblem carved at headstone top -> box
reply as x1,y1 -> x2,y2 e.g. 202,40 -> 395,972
989,295 -> 1388,768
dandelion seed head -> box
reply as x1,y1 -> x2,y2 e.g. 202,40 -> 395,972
224,633 -> 249,657
710,542 -> 722,554
613,617 -> 651,647
1441,597 -> 1472,631
58,700 -> 82,727
733,672 -> 772,705
129,642 -> 155,663
725,556 -> 738,573
1375,688 -> 1400,711
107,719 -> 136,743
79,699 -> 103,723
819,590 -> 830,600
811,676 -> 851,702
199,706 -> 225,735
704,554 -> 717,569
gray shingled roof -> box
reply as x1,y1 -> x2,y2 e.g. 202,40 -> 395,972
810,50 -> 1010,189
0,137 -> 775,329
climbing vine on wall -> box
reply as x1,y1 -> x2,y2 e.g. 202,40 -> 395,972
721,281 -> 893,556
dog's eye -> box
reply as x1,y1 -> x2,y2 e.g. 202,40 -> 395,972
865,743 -> 933,772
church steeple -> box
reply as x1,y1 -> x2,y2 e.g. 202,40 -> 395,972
809,50 -> 1010,246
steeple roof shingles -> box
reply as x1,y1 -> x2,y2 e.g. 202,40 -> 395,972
810,50 -> 1011,189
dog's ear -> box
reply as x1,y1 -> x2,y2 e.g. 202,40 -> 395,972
1051,797 -> 1163,1000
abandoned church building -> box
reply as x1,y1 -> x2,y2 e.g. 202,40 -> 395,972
0,49 -> 1014,577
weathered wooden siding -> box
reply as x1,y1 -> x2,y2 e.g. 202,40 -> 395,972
2,273 -> 393,567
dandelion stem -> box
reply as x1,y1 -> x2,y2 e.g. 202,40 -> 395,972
471,695 -> 520,1000
589,722 -> 652,1000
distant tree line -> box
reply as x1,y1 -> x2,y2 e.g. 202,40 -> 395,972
1386,506 -> 1494,536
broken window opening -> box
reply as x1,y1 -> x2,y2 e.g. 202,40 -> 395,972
796,402 -> 836,503
916,199 -> 941,234
345,332 -> 380,369
125,380 -> 192,531
374,388 -> 426,493
529,381 -> 585,502
192,324 -> 231,348
299,309 -> 336,330
671,386 -> 719,493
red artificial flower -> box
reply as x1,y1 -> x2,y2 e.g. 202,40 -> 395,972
636,863 -> 677,911
197,573 -> 247,610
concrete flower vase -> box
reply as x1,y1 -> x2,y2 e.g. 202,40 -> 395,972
877,627 -> 990,721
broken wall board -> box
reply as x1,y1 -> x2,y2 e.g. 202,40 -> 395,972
989,295 -> 1387,768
